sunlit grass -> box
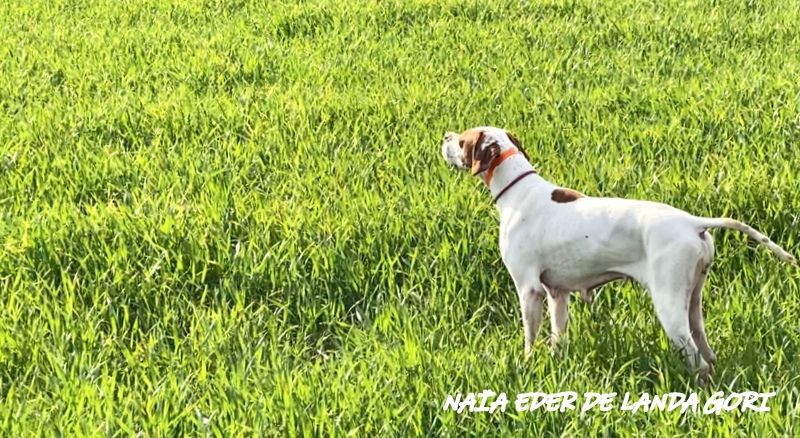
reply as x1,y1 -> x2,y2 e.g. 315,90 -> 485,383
0,0 -> 799,435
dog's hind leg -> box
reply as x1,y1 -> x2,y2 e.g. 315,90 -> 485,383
580,289 -> 594,305
689,264 -> 715,369
690,231 -> 716,367
648,243 -> 712,385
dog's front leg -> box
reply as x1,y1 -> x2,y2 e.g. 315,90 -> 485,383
518,287 -> 545,357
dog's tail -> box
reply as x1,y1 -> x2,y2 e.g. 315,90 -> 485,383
694,217 -> 796,265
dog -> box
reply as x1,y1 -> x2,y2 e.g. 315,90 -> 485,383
441,126 -> 796,384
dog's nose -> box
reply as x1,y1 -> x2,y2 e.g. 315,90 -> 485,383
443,132 -> 456,142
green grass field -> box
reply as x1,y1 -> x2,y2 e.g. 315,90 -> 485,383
1,0 -> 800,435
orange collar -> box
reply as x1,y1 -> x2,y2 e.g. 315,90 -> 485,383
485,148 -> 520,186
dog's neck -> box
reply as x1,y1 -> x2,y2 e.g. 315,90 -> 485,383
484,155 -> 546,208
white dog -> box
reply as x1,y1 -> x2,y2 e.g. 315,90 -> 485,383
441,126 -> 796,383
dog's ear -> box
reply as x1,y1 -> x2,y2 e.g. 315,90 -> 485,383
472,139 -> 500,176
505,130 -> 529,161
461,130 -> 500,176
459,130 -> 481,171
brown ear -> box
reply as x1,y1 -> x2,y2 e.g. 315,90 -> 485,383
471,139 -> 500,176
460,129 -> 500,175
459,130 -> 481,170
505,131 -> 529,161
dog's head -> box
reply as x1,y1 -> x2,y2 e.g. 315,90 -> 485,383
441,126 -> 528,176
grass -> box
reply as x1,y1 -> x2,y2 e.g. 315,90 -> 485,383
1,0 -> 799,435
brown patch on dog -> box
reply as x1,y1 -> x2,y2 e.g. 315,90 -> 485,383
459,129 -> 499,176
472,142 -> 500,176
551,188 -> 584,203
458,129 -> 481,170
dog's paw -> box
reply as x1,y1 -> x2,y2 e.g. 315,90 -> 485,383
696,371 -> 712,388
694,360 -> 714,388
524,344 -> 533,360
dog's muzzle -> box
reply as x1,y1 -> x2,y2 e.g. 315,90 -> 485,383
441,133 -> 466,169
